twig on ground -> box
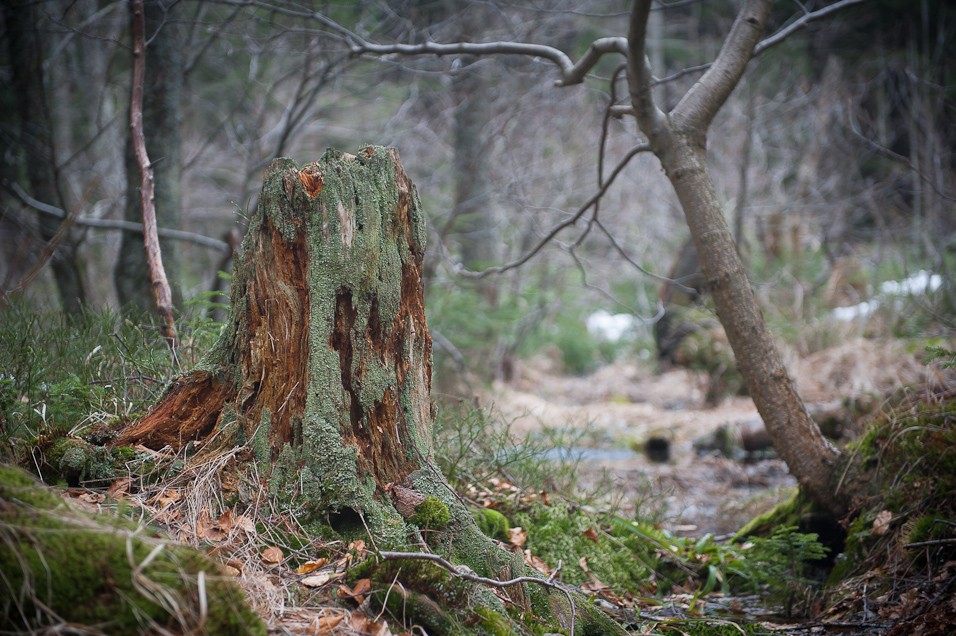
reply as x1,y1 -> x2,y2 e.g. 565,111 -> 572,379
375,550 -> 576,634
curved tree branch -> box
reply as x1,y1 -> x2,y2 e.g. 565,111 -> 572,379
305,8 -> 625,87
454,142 -> 651,279
652,0 -> 865,91
376,551 -> 575,635
10,183 -> 231,251
672,0 -> 771,130
627,1 -> 669,143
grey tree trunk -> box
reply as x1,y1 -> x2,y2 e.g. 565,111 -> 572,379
629,0 -> 844,515
116,0 -> 183,312
4,0 -> 86,313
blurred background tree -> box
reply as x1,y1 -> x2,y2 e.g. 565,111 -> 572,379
0,0 -> 952,380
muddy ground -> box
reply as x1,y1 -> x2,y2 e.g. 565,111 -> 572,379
486,338 -> 939,535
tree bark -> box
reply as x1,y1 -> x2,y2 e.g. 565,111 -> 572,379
126,0 -> 178,350
116,0 -> 184,313
3,0 -> 86,313
114,147 -> 621,633
629,0 -> 844,515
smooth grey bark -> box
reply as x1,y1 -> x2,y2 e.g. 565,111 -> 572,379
116,0 -> 183,312
628,0 -> 843,514
4,0 -> 86,314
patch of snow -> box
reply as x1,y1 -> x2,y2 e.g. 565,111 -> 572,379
879,270 -> 941,295
586,310 -> 637,342
832,270 -> 941,322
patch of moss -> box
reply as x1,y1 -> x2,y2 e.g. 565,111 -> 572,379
0,464 -> 265,635
45,437 -> 117,486
473,507 -> 511,541
411,495 -> 451,530
513,503 -> 650,592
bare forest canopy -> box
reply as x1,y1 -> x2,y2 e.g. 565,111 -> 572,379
1,0 -> 953,330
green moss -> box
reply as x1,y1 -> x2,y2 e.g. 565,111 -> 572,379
0,464 -> 265,635
473,508 -> 511,541
112,445 -> 136,463
411,496 -> 451,530
45,437 -> 117,486
513,503 -> 649,591
733,490 -> 804,541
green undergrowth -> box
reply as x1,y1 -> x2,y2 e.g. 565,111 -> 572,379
431,396 -> 840,630
735,380 -> 956,629
833,383 -> 956,581
0,463 -> 264,634
0,302 -> 221,471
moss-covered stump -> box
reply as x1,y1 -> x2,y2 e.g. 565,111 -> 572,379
0,463 -> 264,634
113,146 -> 626,634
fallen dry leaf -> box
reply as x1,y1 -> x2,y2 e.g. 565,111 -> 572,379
296,558 -> 329,575
579,556 -> 590,573
197,509 -> 227,542
222,565 -> 241,577
301,571 -> 334,588
261,546 -> 284,564
524,549 -> 551,575
107,477 -> 130,498
309,614 -> 345,634
509,527 -> 527,548
872,509 -> 893,536
78,492 -> 105,504
235,514 -> 256,534
339,578 -> 372,604
350,612 -> 392,636
154,488 -> 181,508
582,527 -> 599,543
348,540 -> 367,553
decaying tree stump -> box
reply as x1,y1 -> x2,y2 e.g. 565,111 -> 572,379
115,147 -> 625,633
117,147 -> 435,534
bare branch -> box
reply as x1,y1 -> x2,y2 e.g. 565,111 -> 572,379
627,1 -> 669,140
10,183 -> 231,251
672,0 -> 771,129
350,39 -> 574,81
654,0 -> 866,90
455,143 -> 652,279
376,551 -> 575,635
754,0 -> 866,57
304,8 -> 624,87
557,37 -> 627,86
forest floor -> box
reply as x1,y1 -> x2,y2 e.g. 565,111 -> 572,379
488,338 -> 938,536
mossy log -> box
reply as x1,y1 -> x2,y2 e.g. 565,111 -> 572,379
115,147 -> 624,634
0,464 -> 264,634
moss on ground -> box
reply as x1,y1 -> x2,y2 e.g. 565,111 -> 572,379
473,507 -> 511,541
0,463 -> 265,635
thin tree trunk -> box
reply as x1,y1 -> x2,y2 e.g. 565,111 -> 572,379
664,137 -> 842,512
3,0 -> 86,313
127,0 -> 178,350
117,0 -> 183,313
628,0 -> 844,515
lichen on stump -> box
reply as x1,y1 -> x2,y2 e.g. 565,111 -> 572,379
115,146 -> 625,634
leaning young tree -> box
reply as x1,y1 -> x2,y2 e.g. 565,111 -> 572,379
116,147 -> 624,634
321,0 -> 863,516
